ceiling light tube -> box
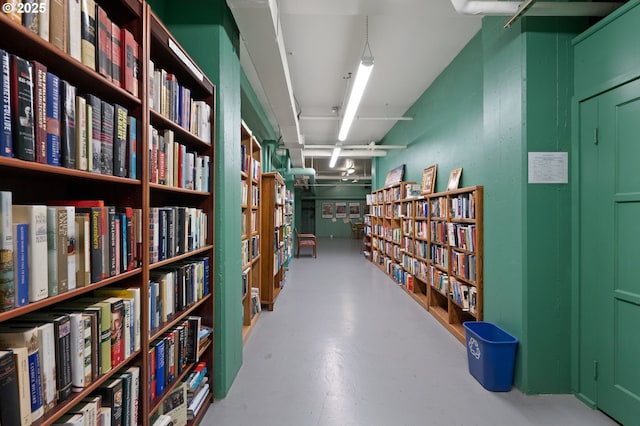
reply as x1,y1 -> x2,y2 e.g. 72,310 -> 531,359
329,146 -> 341,168
338,57 -> 374,141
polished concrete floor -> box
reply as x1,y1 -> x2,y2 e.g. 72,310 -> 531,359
202,237 -> 618,426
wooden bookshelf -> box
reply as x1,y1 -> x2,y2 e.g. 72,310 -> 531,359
260,172 -> 288,311
0,3 -> 215,425
368,182 -> 483,344
241,121 -> 262,342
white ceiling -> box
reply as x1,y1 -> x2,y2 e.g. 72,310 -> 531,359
231,0 -> 482,183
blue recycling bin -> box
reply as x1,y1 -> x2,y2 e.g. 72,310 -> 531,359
463,321 -> 518,392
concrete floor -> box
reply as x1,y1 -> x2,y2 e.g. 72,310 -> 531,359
202,237 -> 618,426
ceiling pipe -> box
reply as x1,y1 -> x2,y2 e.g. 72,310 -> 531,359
303,149 -> 388,158
450,0 -> 622,17
304,144 -> 406,150
300,116 -> 413,121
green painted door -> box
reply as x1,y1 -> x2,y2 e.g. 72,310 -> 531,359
580,78 -> 640,424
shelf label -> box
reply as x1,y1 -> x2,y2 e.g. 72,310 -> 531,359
168,38 -> 204,82
528,152 -> 568,184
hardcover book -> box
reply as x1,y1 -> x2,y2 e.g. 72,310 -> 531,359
75,211 -> 91,287
11,346 -> 32,426
80,0 -> 96,71
75,95 -> 88,170
0,49 -> 11,157
122,29 -> 138,97
85,94 -> 102,173
0,350 -> 22,426
47,206 -> 68,296
21,0 -> 39,34
96,377 -> 123,426
61,80 -> 77,169
113,104 -> 127,177
13,222 -> 28,307
38,0 -> 49,42
12,205 -> 48,301
111,22 -> 122,87
31,60 -> 47,163
0,191 -> 13,312
49,0 -> 68,52
96,6 -> 112,81
100,101 -> 114,175
68,0 -> 81,61
127,116 -> 136,179
0,326 -> 44,421
46,72 -> 61,166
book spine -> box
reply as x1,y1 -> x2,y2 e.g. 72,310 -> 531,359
96,6 -> 111,81
45,72 -> 61,166
61,81 -> 77,169
127,366 -> 139,426
11,348 -> 32,426
87,94 -> 101,173
111,22 -> 122,87
68,0 -> 81,61
22,0 -> 39,34
27,344 -> 44,419
13,223 -> 28,307
10,55 -> 35,161
49,0 -> 67,52
0,351 -> 21,426
32,60 -> 47,163
127,116 -> 136,179
148,346 -> 156,403
56,316 -> 73,400
101,101 -> 114,175
75,95 -> 87,170
80,0 -> 96,70
86,207 -> 103,283
68,313 -> 86,392
107,206 -> 115,277
0,191 -> 13,311
155,339 -> 165,397
65,206 -> 76,291
113,104 -> 127,177
0,49 -> 11,157
110,298 -> 124,366
38,0 -> 49,42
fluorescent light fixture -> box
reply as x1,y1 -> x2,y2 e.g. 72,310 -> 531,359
329,146 -> 341,168
338,57 -> 374,141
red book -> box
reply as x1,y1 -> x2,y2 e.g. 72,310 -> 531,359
121,29 -> 138,96
96,6 -> 112,81
148,346 -> 156,403
31,60 -> 47,163
111,22 -> 122,87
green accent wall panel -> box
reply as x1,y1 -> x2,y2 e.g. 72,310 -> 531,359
149,0 -> 243,398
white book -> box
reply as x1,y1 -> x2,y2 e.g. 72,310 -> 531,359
12,205 -> 48,302
99,407 -> 111,426
10,347 -> 33,426
35,322 -> 57,411
153,414 -> 173,426
126,365 -> 140,426
148,60 -> 154,111
75,96 -> 87,170
53,413 -> 84,426
68,0 -> 82,61
38,0 -> 50,42
65,206 -> 76,290
68,312 -> 86,392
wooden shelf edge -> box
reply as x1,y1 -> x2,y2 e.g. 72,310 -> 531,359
150,110 -> 212,148
242,311 -> 261,344
148,360 -> 198,415
149,294 -> 213,342
149,245 -> 214,270
149,182 -> 211,196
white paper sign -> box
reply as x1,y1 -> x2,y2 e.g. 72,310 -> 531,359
528,152 -> 568,184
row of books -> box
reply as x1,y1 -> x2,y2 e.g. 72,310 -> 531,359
148,126 -> 211,191
450,193 -> 476,219
148,259 -> 210,330
430,245 -> 448,269
240,181 -> 259,207
241,235 -> 259,266
450,277 -> 478,313
148,206 -> 208,264
0,51 -> 138,177
2,0 -> 139,97
0,292 -> 140,424
239,144 -> 261,180
148,316 -> 202,404
54,365 -> 140,426
0,194 -> 142,310
148,61 -> 211,142
447,223 -> 477,251
451,251 -> 477,282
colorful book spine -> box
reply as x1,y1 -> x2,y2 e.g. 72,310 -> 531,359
113,104 -> 127,177
101,101 -> 114,175
0,49 -> 11,157
111,22 -> 122,87
80,0 -> 96,71
60,80 -> 77,169
13,223 -> 28,307
31,60 -> 47,163
45,72 -> 61,166
75,95 -> 87,170
127,116 -> 136,179
11,205 -> 48,301
0,191 -> 13,312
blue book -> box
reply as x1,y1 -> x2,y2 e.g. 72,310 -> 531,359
155,339 -> 165,397
0,49 -> 11,157
149,281 -> 156,329
13,223 -> 28,307
45,72 -> 61,166
127,116 -> 136,179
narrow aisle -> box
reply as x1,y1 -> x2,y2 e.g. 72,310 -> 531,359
203,238 -> 616,426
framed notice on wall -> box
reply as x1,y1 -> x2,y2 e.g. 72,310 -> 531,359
335,202 -> 347,218
349,203 -> 360,218
321,202 -> 333,218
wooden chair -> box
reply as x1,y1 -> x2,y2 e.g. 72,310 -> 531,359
295,228 -> 317,258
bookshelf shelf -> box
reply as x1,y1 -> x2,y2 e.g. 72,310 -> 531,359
368,182 -> 483,344
149,360 -> 197,414
0,3 -> 215,425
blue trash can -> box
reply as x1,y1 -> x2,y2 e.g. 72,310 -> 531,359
462,321 -> 518,392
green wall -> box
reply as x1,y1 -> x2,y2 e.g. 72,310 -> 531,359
148,0 -> 243,398
375,17 -> 586,393
300,185 -> 369,238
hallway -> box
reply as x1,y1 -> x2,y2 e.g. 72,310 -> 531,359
203,238 -> 617,426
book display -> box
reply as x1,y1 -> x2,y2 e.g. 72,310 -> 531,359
369,182 -> 483,343
0,3 -> 215,425
240,121 -> 261,342
260,172 -> 289,311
